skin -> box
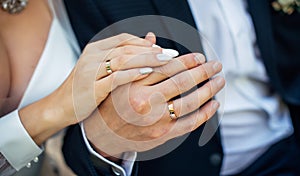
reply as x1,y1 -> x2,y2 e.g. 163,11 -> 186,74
0,0 -> 173,146
0,0 -> 225,167
85,36 -> 225,161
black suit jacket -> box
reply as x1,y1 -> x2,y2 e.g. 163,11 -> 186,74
62,0 -> 300,175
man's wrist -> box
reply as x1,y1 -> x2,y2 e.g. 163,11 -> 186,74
89,141 -> 122,164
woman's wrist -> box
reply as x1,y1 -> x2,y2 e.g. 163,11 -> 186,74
19,94 -> 72,145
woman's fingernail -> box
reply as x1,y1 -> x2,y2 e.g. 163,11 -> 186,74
162,48 -> 179,57
213,61 -> 222,71
152,44 -> 179,57
152,44 -> 161,48
140,67 -> 153,75
157,53 -> 173,61
194,53 -> 206,64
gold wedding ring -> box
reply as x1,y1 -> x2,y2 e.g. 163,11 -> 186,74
168,101 -> 177,120
105,60 -> 113,74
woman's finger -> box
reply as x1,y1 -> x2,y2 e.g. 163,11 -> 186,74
101,45 -> 162,61
94,68 -> 153,104
104,45 -> 178,62
154,61 -> 223,101
145,32 -> 156,44
96,53 -> 176,79
90,33 -> 154,50
138,53 -> 205,86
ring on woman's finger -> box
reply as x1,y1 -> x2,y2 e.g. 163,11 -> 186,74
105,60 -> 113,74
168,101 -> 178,120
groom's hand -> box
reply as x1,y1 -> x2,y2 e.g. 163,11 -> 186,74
83,52 -> 225,159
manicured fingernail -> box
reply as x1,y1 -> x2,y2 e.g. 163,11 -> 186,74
162,48 -> 179,57
156,53 -> 173,61
194,53 -> 205,64
152,44 -> 161,48
213,61 -> 222,71
152,44 -> 179,57
213,101 -> 220,110
140,67 -> 153,75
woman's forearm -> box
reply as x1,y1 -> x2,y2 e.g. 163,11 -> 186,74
19,93 -> 73,146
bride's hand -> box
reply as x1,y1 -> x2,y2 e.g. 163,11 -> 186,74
19,33 -> 177,145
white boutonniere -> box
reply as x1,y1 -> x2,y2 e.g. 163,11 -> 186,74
272,0 -> 300,15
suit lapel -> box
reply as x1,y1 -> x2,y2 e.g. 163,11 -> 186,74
247,0 -> 276,79
151,0 -> 204,53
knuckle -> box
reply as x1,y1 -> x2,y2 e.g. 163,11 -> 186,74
118,33 -> 131,40
115,55 -> 127,68
192,113 -> 208,130
199,109 -> 211,124
130,97 -> 149,114
115,33 -> 131,44
174,76 -> 191,89
181,54 -> 198,68
203,83 -> 214,97
185,100 -> 195,113
148,128 -> 168,139
149,129 -> 161,139
183,119 -> 195,133
122,46 -> 133,54
198,66 -> 209,80
83,43 -> 94,53
157,65 -> 172,76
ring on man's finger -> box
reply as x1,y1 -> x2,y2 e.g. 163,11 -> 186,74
105,60 -> 113,74
168,101 -> 177,120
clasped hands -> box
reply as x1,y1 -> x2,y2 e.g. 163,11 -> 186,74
82,33 -> 225,159
20,32 -> 224,160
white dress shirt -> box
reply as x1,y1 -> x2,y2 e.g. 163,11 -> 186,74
188,0 -> 293,174
0,0 -> 78,172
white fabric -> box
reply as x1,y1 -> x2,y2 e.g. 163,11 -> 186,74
0,0 -> 77,171
188,0 -> 293,175
81,124 -> 136,176
0,111 -> 42,171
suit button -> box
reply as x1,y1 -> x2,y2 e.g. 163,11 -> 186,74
111,166 -> 122,176
210,153 -> 222,166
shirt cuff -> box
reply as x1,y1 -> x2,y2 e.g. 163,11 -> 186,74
0,110 -> 43,171
80,122 -> 136,176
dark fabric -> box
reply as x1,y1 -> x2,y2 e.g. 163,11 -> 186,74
0,153 -> 16,176
287,104 -> 300,146
247,0 -> 300,105
63,0 -> 223,176
63,125 -> 99,176
247,0 -> 300,145
236,135 -> 300,176
137,115 -> 223,176
62,0 -> 300,175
